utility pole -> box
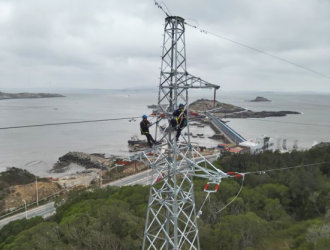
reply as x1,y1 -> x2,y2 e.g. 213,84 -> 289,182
100,167 -> 102,187
131,16 -> 228,250
22,199 -> 27,219
36,176 -> 39,206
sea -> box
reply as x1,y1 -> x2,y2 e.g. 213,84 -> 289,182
0,88 -> 329,177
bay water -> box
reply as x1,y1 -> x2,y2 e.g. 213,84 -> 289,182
0,89 -> 329,176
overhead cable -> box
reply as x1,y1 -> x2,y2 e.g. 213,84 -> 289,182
185,22 -> 330,80
0,116 -> 142,130
153,0 -> 169,17
245,161 -> 330,175
215,161 -> 330,213
215,175 -> 245,214
159,2 -> 172,16
244,118 -> 330,128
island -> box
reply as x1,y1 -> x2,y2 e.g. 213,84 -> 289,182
245,96 -> 271,102
0,91 -> 65,100
189,99 -> 245,113
189,99 -> 300,119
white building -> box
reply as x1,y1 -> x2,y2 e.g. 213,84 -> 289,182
239,137 -> 275,154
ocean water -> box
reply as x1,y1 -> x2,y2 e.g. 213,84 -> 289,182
0,89 -> 329,176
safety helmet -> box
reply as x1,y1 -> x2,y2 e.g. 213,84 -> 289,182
179,103 -> 184,107
142,115 -> 147,119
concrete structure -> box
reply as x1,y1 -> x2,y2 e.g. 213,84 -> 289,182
205,112 -> 246,145
239,137 -> 275,154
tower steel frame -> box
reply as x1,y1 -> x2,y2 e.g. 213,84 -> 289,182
131,16 -> 227,250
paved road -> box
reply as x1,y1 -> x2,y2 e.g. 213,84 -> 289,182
106,169 -> 153,187
0,202 -> 55,229
0,170 -> 152,229
0,154 -> 218,228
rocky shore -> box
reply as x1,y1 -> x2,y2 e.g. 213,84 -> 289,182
223,110 -> 300,118
189,99 -> 300,119
189,99 -> 245,113
51,152 -> 113,173
0,91 -> 65,100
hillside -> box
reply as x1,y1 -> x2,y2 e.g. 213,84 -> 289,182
0,147 -> 330,249
0,168 -> 59,213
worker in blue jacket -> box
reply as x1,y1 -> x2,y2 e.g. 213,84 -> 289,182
140,115 -> 157,147
172,103 -> 187,141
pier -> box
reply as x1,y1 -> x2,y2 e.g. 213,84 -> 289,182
205,111 -> 246,145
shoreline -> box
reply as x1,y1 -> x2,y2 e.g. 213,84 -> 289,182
0,91 -> 65,100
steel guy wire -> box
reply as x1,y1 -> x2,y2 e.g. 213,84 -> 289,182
184,22 -> 330,80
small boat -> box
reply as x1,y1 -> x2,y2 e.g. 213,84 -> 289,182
128,135 -> 148,146
220,119 -> 230,123
147,104 -> 168,109
197,133 -> 204,136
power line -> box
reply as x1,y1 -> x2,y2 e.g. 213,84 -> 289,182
244,118 -> 330,128
153,0 -> 169,17
184,22 -> 330,80
244,161 -> 330,175
213,161 -> 330,213
159,2 -> 172,16
215,175 -> 245,214
0,116 -> 142,130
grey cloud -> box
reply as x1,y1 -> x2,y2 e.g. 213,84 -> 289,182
0,0 -> 329,92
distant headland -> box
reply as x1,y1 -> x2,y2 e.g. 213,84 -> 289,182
245,96 -> 271,102
189,99 -> 300,119
0,91 -> 65,100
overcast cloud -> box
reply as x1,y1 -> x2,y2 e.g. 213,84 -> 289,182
0,0 -> 329,92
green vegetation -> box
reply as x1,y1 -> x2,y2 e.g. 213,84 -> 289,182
0,146 -> 329,249
0,167 -> 41,212
0,167 -> 36,189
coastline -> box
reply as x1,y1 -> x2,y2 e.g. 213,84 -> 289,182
1,91 -> 329,178
0,92 -> 65,100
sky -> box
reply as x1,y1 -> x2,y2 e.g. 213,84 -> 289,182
0,0 -> 329,92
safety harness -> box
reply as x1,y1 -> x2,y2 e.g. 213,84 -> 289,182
140,120 -> 150,135
171,108 -> 186,128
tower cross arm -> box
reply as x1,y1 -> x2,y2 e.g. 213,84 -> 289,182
180,73 -> 220,89
176,148 -> 229,183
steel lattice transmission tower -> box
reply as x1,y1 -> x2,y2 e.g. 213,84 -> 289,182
131,16 -> 229,250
